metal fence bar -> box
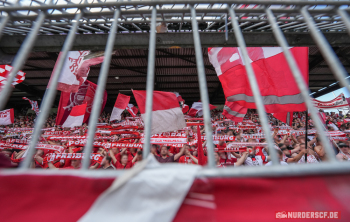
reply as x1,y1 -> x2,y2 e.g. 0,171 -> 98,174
81,9 -> 120,170
191,5 -> 216,168
266,8 -> 337,162
20,13 -> 83,169
0,16 -> 8,39
0,12 -> 45,111
228,7 -> 279,165
142,6 -> 157,158
301,7 -> 350,98
338,9 -> 350,37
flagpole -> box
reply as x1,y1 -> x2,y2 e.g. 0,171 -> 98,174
305,110 -> 308,162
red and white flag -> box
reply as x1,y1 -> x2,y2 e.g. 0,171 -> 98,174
173,92 -> 185,103
110,94 -> 130,121
22,97 -> 40,116
208,47 -> 308,113
56,80 -> 107,125
187,102 -> 217,117
133,90 -> 186,135
273,112 -> 293,126
182,104 -> 189,114
0,108 -> 14,125
126,104 -> 138,117
48,51 -> 104,93
222,101 -> 247,122
0,65 -> 26,91
62,103 -> 87,128
312,93 -> 348,109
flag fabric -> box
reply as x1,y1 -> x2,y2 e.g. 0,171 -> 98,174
187,102 -> 217,117
133,90 -> 186,135
273,112 -> 293,126
126,104 -> 138,117
48,51 -> 89,93
173,92 -> 185,103
182,104 -> 189,114
110,94 -> 130,121
0,108 -> 14,125
62,103 -> 87,128
48,51 -> 104,93
222,101 -> 247,122
317,111 -> 327,125
312,93 -> 348,109
0,65 -> 26,91
56,80 -> 107,125
22,97 -> 40,116
208,47 -> 308,113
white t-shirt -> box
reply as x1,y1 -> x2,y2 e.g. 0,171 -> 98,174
265,161 -> 288,166
244,155 -> 266,166
298,155 -> 319,164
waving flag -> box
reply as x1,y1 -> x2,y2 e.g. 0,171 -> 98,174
182,104 -> 189,114
312,93 -> 348,109
56,80 -> 107,125
0,108 -> 14,125
133,90 -> 186,135
48,51 -> 104,93
0,65 -> 26,91
208,47 -> 308,113
22,97 -> 40,116
126,104 -> 138,117
62,103 -> 87,128
110,94 -> 130,121
173,92 -> 185,103
273,112 -> 293,126
188,102 -> 217,117
222,101 -> 247,122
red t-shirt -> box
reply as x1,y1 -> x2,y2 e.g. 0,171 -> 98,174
114,161 -> 132,169
179,155 -> 197,164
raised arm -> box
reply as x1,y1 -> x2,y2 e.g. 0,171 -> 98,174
234,152 -> 248,166
174,145 -> 186,161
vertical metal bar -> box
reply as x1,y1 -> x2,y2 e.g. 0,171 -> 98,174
0,16 -> 9,40
142,6 -> 157,158
301,7 -> 350,97
191,5 -> 215,168
81,9 -> 120,169
20,13 -> 83,169
266,8 -> 336,162
338,9 -> 350,37
0,12 -> 45,111
228,7 -> 279,165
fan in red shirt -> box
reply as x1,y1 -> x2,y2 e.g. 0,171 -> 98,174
178,145 -> 198,164
110,152 -> 132,169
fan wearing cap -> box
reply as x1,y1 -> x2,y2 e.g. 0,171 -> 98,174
336,143 -> 350,161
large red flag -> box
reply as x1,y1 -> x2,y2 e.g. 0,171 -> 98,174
187,102 -> 217,117
222,101 -> 247,122
62,103 -> 87,128
133,90 -> 186,135
0,108 -> 14,125
110,94 -> 130,121
48,51 -> 104,93
273,112 -> 293,126
56,80 -> 107,125
208,47 -> 308,113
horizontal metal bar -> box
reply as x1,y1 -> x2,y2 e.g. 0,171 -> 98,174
0,1 -> 348,12
2,32 -> 350,53
2,162 -> 350,179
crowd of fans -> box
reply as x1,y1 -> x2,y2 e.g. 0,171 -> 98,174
1,108 -> 350,170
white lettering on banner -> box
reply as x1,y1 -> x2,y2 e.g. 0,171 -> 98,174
201,135 -> 235,141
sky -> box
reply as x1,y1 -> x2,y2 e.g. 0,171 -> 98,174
315,87 -> 350,114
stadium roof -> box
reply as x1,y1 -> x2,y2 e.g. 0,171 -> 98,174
1,1 -> 350,108
4,45 -> 350,108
